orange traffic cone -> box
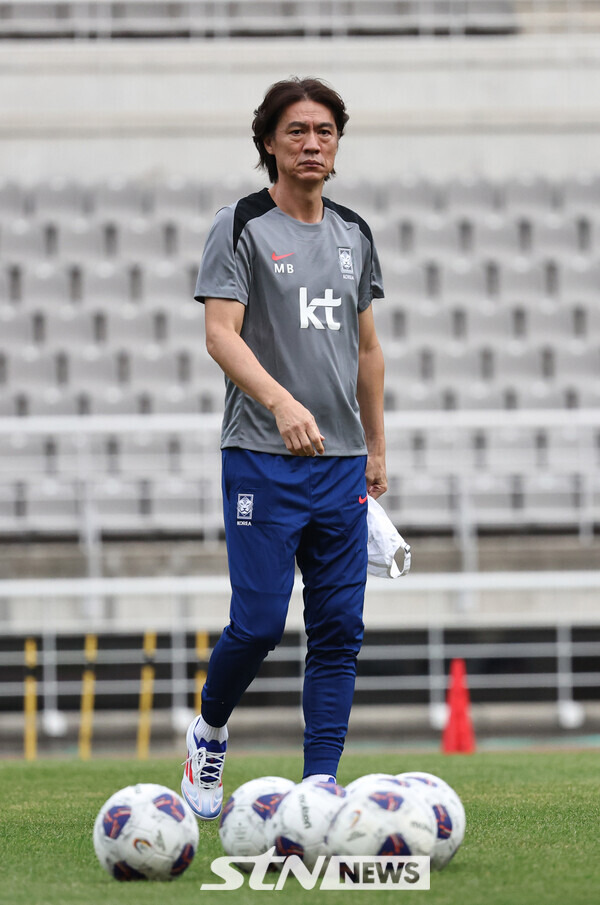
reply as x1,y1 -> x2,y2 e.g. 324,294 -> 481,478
442,657 -> 476,754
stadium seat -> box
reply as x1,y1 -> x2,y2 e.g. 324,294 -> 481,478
555,344 -> 600,382
472,212 -> 524,258
86,387 -> 150,415
151,178 -> 205,218
442,176 -> 498,213
151,477 -> 204,532
140,260 -> 193,305
92,477 -> 150,532
385,345 -> 427,382
179,433 -> 222,479
561,173 -> 600,213
0,181 -> 27,218
24,477 -> 80,532
525,301 -> 581,342
0,306 -> 36,348
388,473 -> 454,530
31,179 -> 88,217
1,219 -> 47,261
385,259 -> 431,300
385,177 -> 440,214
0,432 -> 51,479
463,303 -> 514,342
20,262 -> 73,308
484,427 -> 539,474
129,346 -> 188,387
203,178 -> 265,216
440,258 -> 488,306
494,345 -> 547,383
6,348 -> 60,390
516,382 -> 573,410
25,387 -> 82,417
176,217 -> 212,262
67,347 -> 122,390
56,218 -> 109,260
456,382 -> 516,410
545,426 -> 596,472
501,175 -> 557,214
90,179 -> 150,217
144,385 -> 187,414
0,390 -> 18,417
393,382 -> 453,411
532,213 -> 582,257
403,302 -> 455,344
468,473 -> 518,528
498,258 -> 547,303
105,306 -> 159,348
412,214 -> 465,258
561,258 -> 600,301
42,305 -> 99,349
118,433 -> 173,477
521,473 -> 581,526
166,299 -> 204,345
81,261 -> 133,307
118,218 -> 168,261
434,345 -> 493,384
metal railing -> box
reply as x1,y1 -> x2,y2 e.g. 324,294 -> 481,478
2,570 -> 599,756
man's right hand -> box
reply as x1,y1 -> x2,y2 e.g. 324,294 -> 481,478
272,396 -> 325,456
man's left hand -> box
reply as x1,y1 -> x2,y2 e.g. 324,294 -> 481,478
365,454 -> 387,499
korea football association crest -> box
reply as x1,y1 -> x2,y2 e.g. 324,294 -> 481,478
236,493 -> 254,526
338,247 -> 354,278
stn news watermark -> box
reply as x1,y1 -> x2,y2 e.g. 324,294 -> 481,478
201,849 -> 430,891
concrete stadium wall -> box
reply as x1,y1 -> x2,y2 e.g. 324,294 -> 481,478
2,34 -> 600,184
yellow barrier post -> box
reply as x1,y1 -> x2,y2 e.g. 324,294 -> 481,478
24,638 -> 37,761
78,634 -> 98,761
136,631 -> 157,760
194,631 -> 209,716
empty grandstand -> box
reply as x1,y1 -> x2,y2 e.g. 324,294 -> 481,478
1,0 -> 599,754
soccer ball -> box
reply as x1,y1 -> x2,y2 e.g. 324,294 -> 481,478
270,781 -> 348,870
396,771 -> 466,870
93,783 -> 199,881
326,780 -> 437,858
345,773 -> 413,796
219,776 -> 296,862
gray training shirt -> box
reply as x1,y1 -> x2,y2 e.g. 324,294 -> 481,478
195,188 -> 384,456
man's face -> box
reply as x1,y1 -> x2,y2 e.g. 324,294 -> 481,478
264,99 -> 339,186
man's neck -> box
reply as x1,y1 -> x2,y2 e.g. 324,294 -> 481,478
269,180 -> 324,224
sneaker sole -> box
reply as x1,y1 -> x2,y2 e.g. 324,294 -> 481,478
181,779 -> 222,821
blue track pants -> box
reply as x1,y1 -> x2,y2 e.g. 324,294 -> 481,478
201,448 -> 368,778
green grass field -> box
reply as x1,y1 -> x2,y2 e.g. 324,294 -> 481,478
2,750 -> 598,905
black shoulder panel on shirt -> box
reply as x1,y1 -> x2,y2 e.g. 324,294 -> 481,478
322,196 -> 374,247
233,188 -> 276,253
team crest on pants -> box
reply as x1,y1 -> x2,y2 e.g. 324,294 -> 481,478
237,493 -> 254,525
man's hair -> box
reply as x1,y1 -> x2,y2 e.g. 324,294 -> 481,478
252,77 -> 349,184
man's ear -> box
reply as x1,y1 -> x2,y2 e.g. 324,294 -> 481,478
263,135 -> 273,156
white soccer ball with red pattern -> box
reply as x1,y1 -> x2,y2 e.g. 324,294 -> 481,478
270,781 -> 348,870
396,771 -> 466,869
325,780 -> 436,859
219,776 -> 296,861
93,783 -> 199,881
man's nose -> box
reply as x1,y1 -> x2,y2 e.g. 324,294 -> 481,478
303,128 -> 320,151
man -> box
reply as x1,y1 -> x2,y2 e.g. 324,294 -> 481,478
181,77 -> 386,820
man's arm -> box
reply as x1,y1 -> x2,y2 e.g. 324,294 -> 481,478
204,297 -> 325,456
357,304 -> 387,498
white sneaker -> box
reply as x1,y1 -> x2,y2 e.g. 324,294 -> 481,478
181,717 -> 227,820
